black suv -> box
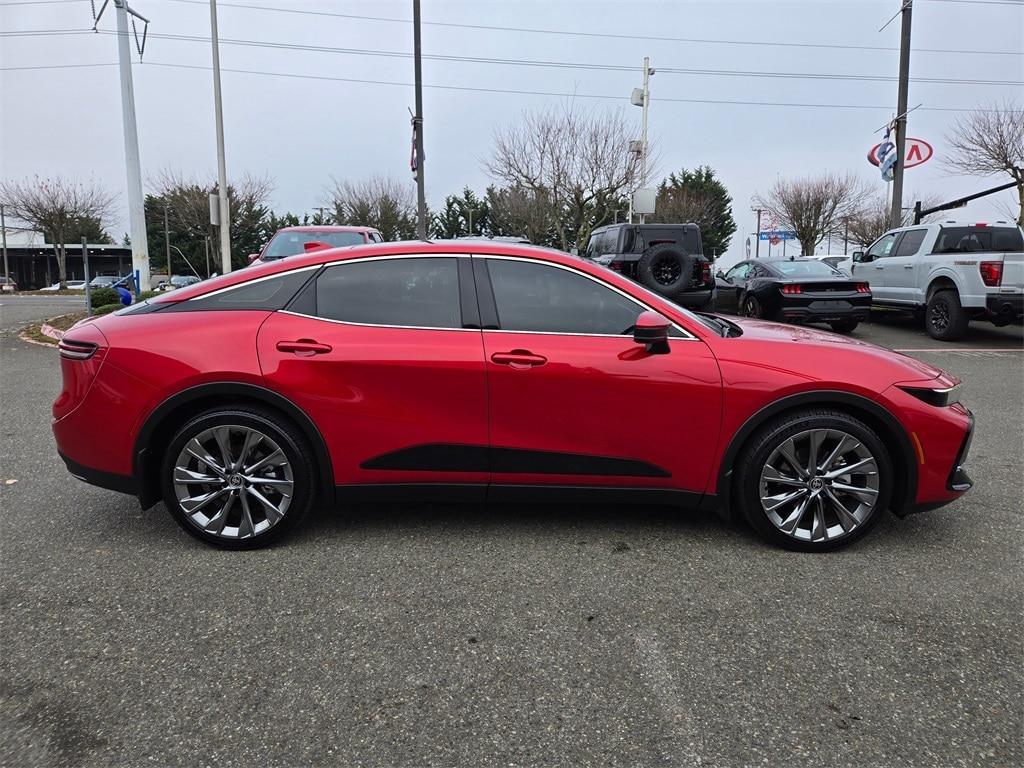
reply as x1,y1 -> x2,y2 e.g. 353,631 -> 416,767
583,223 -> 714,309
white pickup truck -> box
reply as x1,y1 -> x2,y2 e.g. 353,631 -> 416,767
851,221 -> 1024,340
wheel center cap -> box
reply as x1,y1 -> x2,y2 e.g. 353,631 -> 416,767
809,477 -> 824,491
228,474 -> 243,487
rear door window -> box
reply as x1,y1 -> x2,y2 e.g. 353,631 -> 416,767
893,229 -> 927,257
313,257 -> 462,329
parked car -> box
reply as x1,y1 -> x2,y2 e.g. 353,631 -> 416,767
851,221 -> 1024,340
89,275 -> 124,288
248,226 -> 384,266
1,276 -> 19,292
53,240 -> 973,553
156,275 -> 201,292
714,258 -> 871,333
41,280 -> 87,291
583,223 -> 714,309
803,254 -> 853,276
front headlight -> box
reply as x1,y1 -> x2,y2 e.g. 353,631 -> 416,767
898,383 -> 961,407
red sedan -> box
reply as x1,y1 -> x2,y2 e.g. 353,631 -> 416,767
53,241 -> 973,551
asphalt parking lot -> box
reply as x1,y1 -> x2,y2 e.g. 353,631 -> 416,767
1,295 -> 1021,768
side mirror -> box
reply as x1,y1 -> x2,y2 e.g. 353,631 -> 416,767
247,253 -> 260,263
715,269 -> 726,279
852,251 -> 867,263
633,310 -> 671,354
303,241 -> 332,253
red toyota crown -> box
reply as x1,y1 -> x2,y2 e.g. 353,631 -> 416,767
52,241 -> 973,552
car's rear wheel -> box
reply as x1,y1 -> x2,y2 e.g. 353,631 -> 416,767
161,407 -> 314,549
829,318 -> 859,334
735,410 -> 891,552
742,295 -> 763,318
925,290 -> 969,341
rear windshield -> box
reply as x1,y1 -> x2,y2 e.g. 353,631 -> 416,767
634,228 -> 702,254
262,230 -> 365,259
932,226 -> 1023,254
771,260 -> 842,276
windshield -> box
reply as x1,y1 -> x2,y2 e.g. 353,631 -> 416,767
771,260 -> 842,277
262,230 -> 366,259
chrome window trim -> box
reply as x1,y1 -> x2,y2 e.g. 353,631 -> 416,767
186,264 -> 321,301
481,254 -> 698,341
278,309 -> 478,333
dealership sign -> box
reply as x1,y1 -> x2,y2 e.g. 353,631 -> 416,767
868,137 -> 933,169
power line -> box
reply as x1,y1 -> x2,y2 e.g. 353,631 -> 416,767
6,27 -> 1020,87
160,0 -> 1023,57
0,57 -> 1008,113
922,0 -> 1023,6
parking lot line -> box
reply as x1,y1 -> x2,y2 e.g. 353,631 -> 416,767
893,348 -> 1023,353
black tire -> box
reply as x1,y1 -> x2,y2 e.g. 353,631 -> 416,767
161,407 -> 315,549
636,244 -> 694,300
734,409 -> 892,552
742,295 -> 763,318
925,290 -> 969,341
829,318 -> 859,334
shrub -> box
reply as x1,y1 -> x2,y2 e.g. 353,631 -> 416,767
93,303 -> 122,316
89,286 -> 118,307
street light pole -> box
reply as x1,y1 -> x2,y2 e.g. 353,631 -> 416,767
640,56 -> 652,224
1,204 -> 9,291
210,0 -> 231,273
752,208 -> 763,259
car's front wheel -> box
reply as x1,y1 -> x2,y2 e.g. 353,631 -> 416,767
735,410 -> 891,551
161,407 -> 315,548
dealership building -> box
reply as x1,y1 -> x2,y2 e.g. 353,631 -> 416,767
2,230 -> 132,289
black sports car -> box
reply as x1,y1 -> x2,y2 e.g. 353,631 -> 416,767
713,258 -> 872,333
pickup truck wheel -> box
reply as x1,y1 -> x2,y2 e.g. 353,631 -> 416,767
925,290 -> 969,341
637,244 -> 694,299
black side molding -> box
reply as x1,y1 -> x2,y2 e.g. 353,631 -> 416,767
336,482 -> 705,508
360,443 -> 671,478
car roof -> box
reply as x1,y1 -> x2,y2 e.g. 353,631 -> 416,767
155,240 -> 622,303
274,225 -> 379,234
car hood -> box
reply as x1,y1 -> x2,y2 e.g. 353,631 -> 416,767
720,317 -> 945,382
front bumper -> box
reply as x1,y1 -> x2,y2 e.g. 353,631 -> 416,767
947,409 -> 974,492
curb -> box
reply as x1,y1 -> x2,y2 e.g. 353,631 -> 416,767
40,323 -> 63,340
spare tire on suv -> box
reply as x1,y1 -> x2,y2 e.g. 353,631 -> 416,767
636,243 -> 696,301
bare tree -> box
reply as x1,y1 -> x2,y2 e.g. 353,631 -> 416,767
486,185 -> 558,246
0,176 -> 116,287
845,192 -> 944,247
328,176 -> 417,241
755,173 -> 871,258
484,102 -> 645,252
944,101 -> 1024,226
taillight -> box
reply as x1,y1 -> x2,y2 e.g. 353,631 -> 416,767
781,284 -> 802,295
855,283 -> 870,293
58,338 -> 98,360
979,261 -> 1003,287
701,262 -> 711,283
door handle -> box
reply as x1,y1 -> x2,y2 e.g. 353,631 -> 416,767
490,350 -> 547,369
873,265 -> 884,269
903,264 -> 914,269
276,339 -> 332,355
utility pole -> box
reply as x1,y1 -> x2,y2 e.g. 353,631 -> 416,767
164,205 -> 171,274
210,0 -> 231,273
1,204 -> 9,291
890,0 -> 913,229
96,0 -> 151,290
412,0 -> 427,239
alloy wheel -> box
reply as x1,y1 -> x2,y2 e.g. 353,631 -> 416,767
172,425 -> 293,539
929,301 -> 950,333
651,256 -> 683,286
758,428 -> 879,544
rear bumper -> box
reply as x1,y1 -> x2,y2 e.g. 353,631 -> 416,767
779,297 -> 872,323
59,451 -> 137,495
673,288 -> 715,308
985,293 -> 1023,321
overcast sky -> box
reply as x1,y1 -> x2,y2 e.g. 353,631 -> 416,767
1,0 -> 1021,266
